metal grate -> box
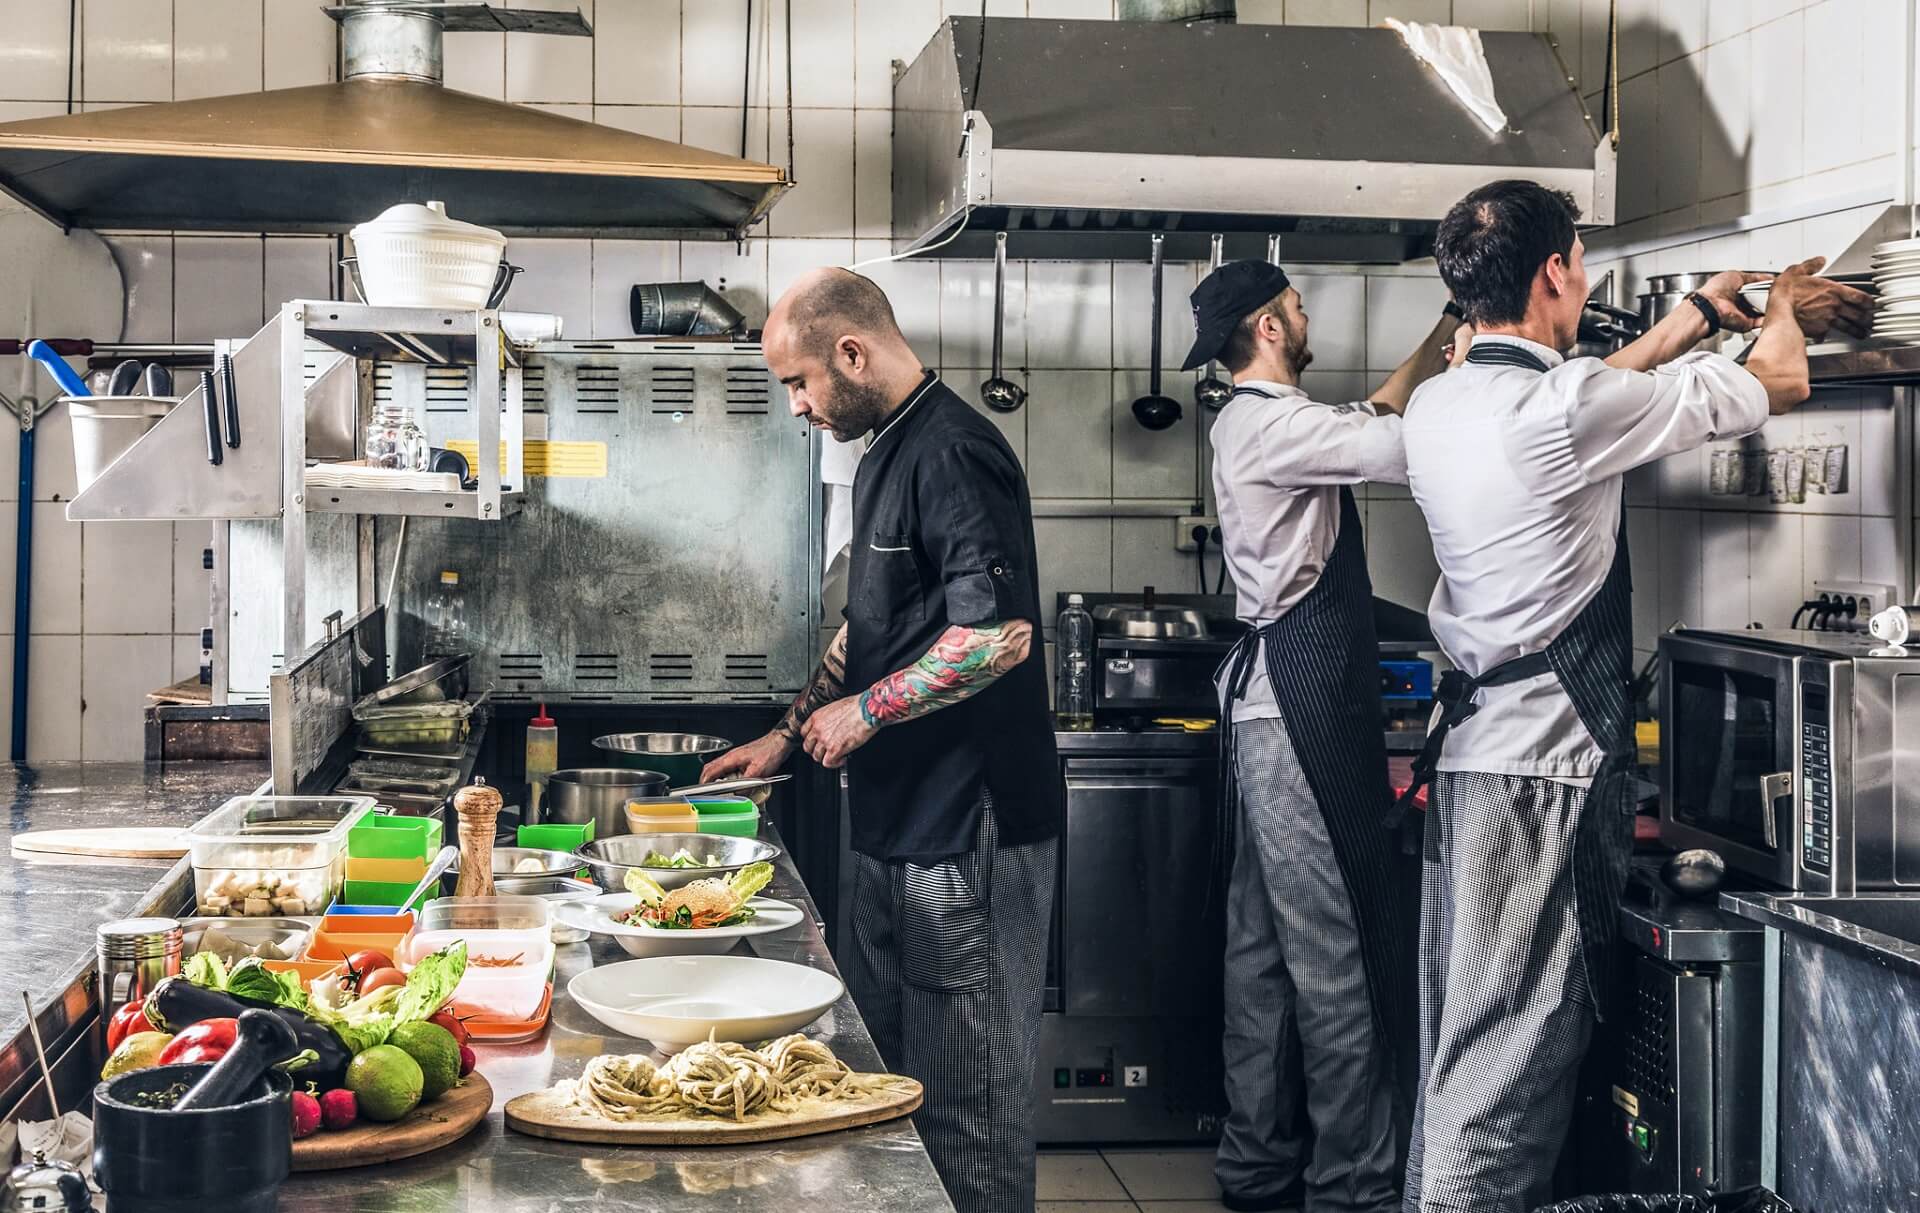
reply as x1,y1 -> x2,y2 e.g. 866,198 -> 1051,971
649,653 -> 694,683
424,365 -> 472,413
498,652 -> 546,687
649,366 -> 696,415
1626,965 -> 1676,1105
574,652 -> 619,685
725,366 -> 772,415
574,364 -> 621,414
724,653 -> 769,683
523,364 -> 546,412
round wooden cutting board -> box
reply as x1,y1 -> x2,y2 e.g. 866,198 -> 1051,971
503,1077 -> 922,1147
11,827 -> 190,860
292,1072 -> 492,1172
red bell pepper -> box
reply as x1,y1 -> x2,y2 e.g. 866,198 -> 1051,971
106,1000 -> 158,1051
157,1017 -> 240,1066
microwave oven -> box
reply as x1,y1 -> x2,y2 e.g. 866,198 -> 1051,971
1659,629 -> 1920,896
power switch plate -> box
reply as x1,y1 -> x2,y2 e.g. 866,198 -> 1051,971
1175,515 -> 1219,552
1810,580 -> 1899,625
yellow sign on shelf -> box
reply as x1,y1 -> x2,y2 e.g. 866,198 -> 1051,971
444,439 -> 608,479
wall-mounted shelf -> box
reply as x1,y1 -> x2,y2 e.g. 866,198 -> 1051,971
305,485 -> 525,519
1807,342 -> 1920,388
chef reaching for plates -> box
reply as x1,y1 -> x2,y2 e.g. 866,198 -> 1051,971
1395,179 -> 1873,1213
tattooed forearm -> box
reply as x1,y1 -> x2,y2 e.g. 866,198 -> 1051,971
776,626 -> 849,743
857,620 -> 1032,728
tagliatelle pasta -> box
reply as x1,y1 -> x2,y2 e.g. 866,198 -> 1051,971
564,1033 -> 916,1124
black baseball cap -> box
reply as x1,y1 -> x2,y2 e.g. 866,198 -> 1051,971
1180,260 -> 1292,371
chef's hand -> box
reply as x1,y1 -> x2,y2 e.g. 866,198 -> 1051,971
700,731 -> 795,782
1768,256 -> 1875,340
800,696 -> 877,770
1444,322 -> 1475,369
1693,270 -> 1773,333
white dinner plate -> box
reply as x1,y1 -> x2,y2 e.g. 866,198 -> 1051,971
1874,236 -> 1920,256
568,954 -> 844,1052
553,892 -> 805,958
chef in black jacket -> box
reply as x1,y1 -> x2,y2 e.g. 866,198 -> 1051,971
702,267 -> 1063,1213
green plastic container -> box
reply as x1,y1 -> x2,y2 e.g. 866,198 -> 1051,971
342,877 -> 433,911
690,798 -> 759,838
518,821 -> 594,851
348,814 -> 443,860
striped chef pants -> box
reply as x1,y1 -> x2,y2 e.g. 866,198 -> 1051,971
1404,771 -> 1596,1213
844,796 -> 1057,1213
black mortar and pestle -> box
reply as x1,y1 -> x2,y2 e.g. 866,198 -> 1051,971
94,1009 -> 300,1213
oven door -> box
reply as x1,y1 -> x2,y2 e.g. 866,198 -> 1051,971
1659,632 -> 1801,888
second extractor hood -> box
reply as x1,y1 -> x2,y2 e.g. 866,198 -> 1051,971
0,2 -> 789,239
893,17 -> 1615,262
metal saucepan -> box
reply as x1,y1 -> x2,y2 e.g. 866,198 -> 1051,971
574,831 -> 783,894
981,231 -> 1026,412
545,767 -> 671,836
1195,233 -> 1232,411
1132,233 -> 1183,431
590,732 -> 733,787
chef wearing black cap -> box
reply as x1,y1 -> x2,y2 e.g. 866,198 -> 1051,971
1192,260 -> 1460,1213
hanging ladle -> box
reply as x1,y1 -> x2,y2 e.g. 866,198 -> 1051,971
1195,233 -> 1232,411
980,231 -> 1026,413
1132,232 -> 1183,432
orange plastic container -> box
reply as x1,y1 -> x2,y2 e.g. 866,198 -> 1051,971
457,984 -> 553,1044
262,958 -> 345,985
303,911 -> 414,961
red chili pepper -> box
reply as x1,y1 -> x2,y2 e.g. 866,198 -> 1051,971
106,1000 -> 158,1051
157,1017 -> 240,1066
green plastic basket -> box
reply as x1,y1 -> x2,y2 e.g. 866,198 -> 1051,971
518,821 -> 594,852
341,877 -> 433,911
348,813 -> 443,860
691,798 -> 759,838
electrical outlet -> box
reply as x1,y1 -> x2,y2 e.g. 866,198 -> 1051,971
1175,515 -> 1219,552
1807,580 -> 1900,630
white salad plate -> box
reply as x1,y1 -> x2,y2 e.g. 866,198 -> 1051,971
554,892 -> 805,958
568,954 -> 843,1052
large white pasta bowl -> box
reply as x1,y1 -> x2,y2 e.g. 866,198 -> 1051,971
568,955 -> 844,1052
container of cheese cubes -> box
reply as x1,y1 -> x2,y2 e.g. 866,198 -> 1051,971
187,795 -> 378,917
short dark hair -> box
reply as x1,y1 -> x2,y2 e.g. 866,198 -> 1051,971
786,268 -> 902,360
1219,291 -> 1288,374
1433,180 -> 1582,327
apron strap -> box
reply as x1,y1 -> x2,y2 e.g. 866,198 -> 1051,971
1386,649 -> 1553,826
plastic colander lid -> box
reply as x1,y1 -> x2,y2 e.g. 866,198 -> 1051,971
350,200 -> 506,249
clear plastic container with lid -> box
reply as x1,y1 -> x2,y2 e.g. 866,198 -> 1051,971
402,896 -> 553,1019
186,795 -> 376,917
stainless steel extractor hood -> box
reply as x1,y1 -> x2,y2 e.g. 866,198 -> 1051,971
0,1 -> 789,239
893,17 -> 1615,262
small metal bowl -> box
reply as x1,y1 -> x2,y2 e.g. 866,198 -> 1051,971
492,874 -> 600,943
1660,848 -> 1727,899
448,846 -> 582,880
574,832 -> 781,893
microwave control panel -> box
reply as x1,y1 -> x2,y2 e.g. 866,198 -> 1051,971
1801,682 -> 1833,877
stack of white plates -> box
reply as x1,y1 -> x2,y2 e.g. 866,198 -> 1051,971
1871,237 -> 1920,341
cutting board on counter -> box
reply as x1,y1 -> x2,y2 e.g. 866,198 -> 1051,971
10,827 -> 190,860
503,1077 -> 922,1146
293,1073 -> 492,1171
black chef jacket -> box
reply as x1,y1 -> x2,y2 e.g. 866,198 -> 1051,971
843,373 -> 1063,863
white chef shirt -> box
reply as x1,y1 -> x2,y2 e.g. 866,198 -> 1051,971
1402,334 -> 1769,780
1209,381 -> 1408,722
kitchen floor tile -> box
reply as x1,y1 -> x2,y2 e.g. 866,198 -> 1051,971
1038,1152 -> 1131,1202
1102,1148 -> 1221,1202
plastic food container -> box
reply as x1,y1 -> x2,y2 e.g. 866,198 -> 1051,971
180,918 -> 314,965
402,896 -> 553,1020
186,795 -> 375,917
624,798 -> 698,834
348,813 -> 444,861
348,200 -> 508,310
690,797 -> 759,838
305,910 -> 413,960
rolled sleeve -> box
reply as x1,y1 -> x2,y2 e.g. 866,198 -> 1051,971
1564,352 -> 1770,483
1254,400 -> 1408,487
917,440 -> 1034,627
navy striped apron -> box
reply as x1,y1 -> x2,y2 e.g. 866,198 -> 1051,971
1216,383 -> 1404,1046
1390,341 -> 1637,1009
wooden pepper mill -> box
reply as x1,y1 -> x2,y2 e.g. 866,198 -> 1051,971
452,777 -> 503,899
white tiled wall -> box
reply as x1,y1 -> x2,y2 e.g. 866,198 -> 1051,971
0,0 -> 1912,756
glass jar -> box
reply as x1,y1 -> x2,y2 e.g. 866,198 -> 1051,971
366,404 -> 427,470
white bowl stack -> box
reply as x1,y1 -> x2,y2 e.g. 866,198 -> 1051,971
1871,236 -> 1920,342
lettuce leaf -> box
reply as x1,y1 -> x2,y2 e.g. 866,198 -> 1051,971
183,950 -> 229,990
394,941 -> 468,1026
225,958 -> 311,1013
328,1013 -> 394,1056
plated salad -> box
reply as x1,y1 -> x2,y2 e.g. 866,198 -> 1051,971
620,861 -> 772,929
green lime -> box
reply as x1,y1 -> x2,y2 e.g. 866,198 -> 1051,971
345,1044 -> 424,1122
389,1021 -> 460,1102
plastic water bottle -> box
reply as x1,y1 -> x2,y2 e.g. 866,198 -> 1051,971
423,570 -> 468,660
1056,594 -> 1095,731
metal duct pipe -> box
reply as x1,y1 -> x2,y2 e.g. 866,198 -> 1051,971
1118,0 -> 1235,21
339,1 -> 445,83
629,283 -> 748,338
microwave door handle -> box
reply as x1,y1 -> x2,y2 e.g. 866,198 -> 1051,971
1759,771 -> 1791,850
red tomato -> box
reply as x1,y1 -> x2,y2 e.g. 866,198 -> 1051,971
106,1000 -> 157,1051
358,968 -> 407,994
342,949 -> 393,980
157,1017 -> 239,1066
428,1009 -> 470,1047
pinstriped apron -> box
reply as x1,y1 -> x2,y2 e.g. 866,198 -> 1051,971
1391,341 -> 1638,1009
1217,386 -> 1404,1047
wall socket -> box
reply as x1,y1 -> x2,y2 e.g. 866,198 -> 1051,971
1809,580 -> 1899,627
1174,515 -> 1220,552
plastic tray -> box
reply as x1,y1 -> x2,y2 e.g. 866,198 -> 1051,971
458,984 -> 553,1044
346,855 -> 430,883
349,813 -> 443,860
517,821 -> 593,851
304,911 -> 414,961
187,795 -> 377,917
342,878 -> 434,911
262,958 -> 345,985
690,797 -> 759,838
403,897 -> 552,1020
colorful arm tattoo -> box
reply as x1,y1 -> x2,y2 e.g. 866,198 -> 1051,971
776,625 -> 849,743
857,620 -> 1033,728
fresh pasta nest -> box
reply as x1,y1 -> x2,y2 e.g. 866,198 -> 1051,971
563,1034 -> 913,1124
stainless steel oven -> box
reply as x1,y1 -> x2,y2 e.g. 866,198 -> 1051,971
1659,629 -> 1920,895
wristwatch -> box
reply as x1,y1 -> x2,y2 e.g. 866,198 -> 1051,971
1684,291 -> 1722,336
1443,299 -> 1466,321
